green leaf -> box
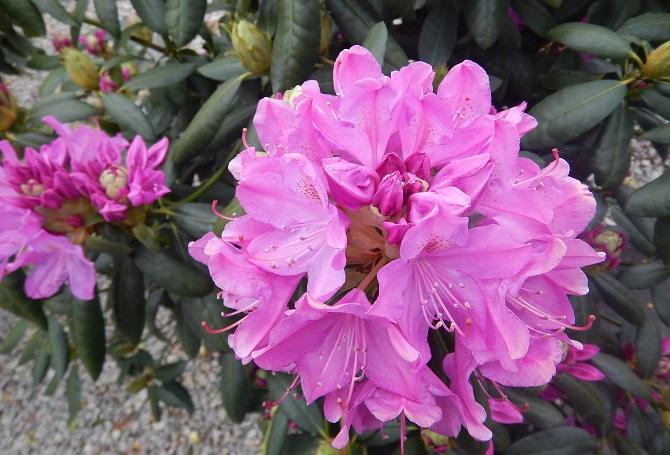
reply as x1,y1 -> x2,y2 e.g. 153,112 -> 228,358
47,316 -> 69,379
418,1 -> 457,65
262,408 -> 289,455
619,262 -> 669,289
66,364 -> 81,429
592,353 -> 651,400
84,235 -> 133,255
639,87 -> 670,120
153,360 -> 186,382
610,205 -> 655,256
653,282 -> 670,326
220,353 -> 249,423
548,22 -> 633,59
626,171 -> 670,216
505,389 -> 565,430
93,0 -> 120,37
463,0 -> 509,50
0,320 -> 29,354
0,0 -> 46,36
131,224 -> 161,252
39,68 -> 67,97
135,248 -> 213,297
505,427 -> 597,455
636,318 -> 661,378
102,93 -> 156,141
172,203 -> 217,238
325,0 -> 408,68
271,0 -> 321,93
620,13 -> 670,41
130,0 -> 166,35
156,381 -> 195,414
110,256 -> 146,345
31,339 -> 51,385
523,80 -> 627,149
165,0 -> 206,47
148,386 -> 162,421
552,374 -> 609,431
592,273 -> 646,326
32,0 -> 78,26
511,0 -> 556,37
170,75 -> 244,165
655,216 -> 670,265
0,273 -> 47,330
26,54 -> 61,70
197,56 -> 246,81
642,124 -> 670,144
121,63 -> 194,90
267,374 -> 325,436
614,435 -> 650,455
592,102 -> 633,189
362,22 -> 388,66
174,302 -> 202,358
29,99 -> 97,125
70,296 -> 106,381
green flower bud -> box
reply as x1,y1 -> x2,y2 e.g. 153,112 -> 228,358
0,82 -> 17,132
231,20 -> 272,75
644,41 -> 670,80
62,48 -> 99,90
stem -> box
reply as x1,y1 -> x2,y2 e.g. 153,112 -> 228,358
84,17 -> 170,54
356,257 -> 390,292
175,161 -> 229,205
599,312 -> 622,326
629,51 -> 644,68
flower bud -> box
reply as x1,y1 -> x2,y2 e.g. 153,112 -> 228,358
0,82 -> 17,132
372,171 -> 404,216
644,41 -> 670,80
319,3 -> 333,55
581,225 -> 625,270
99,167 -> 128,199
99,71 -> 118,93
231,20 -> 272,75
80,30 -> 107,56
62,48 -> 99,90
323,157 -> 379,209
52,35 -> 73,52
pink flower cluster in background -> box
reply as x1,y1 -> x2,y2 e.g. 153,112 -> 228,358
190,46 -> 604,449
0,117 -> 169,300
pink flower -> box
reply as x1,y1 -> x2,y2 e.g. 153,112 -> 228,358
558,343 -> 605,381
79,30 -> 107,55
99,71 -> 118,93
52,35 -> 72,52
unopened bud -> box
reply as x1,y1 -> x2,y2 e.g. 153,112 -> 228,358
62,48 -> 99,90
320,3 -> 333,55
316,440 -> 342,455
99,167 -> 128,199
231,20 -> 272,75
0,82 -> 17,131
644,41 -> 670,80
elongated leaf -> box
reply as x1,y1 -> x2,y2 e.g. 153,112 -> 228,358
626,171 -> 670,216
610,205 -> 655,256
165,0 -> 206,47
0,273 -> 47,330
464,0 -> 509,50
620,13 -> 670,41
271,0 -> 321,93
0,320 -> 29,354
123,63 -> 194,91
592,353 -> 651,400
32,0 -> 78,26
29,99 -> 97,124
553,374 -> 608,431
506,427 -> 597,455
263,408 -> 290,455
619,262 -> 669,289
0,0 -> 46,36
47,316 -> 69,379
156,381 -> 195,414
418,1 -> 457,65
172,203 -> 217,238
102,93 -> 156,141
198,56 -> 246,81
134,248 -> 212,297
153,360 -> 186,382
652,284 -> 670,330
505,389 -> 565,430
523,80 -> 627,149
614,435 -> 650,455
70,296 -> 106,380
171,75 -> 244,165
267,374 -> 324,436
362,22 -> 388,65
66,364 -> 81,429
110,256 -> 146,345
93,0 -> 121,38
220,353 -> 249,423
325,0 -> 408,68
31,340 -> 50,384
639,88 -> 670,120
655,216 -> 670,265
592,273 -> 646,326
511,0 -> 555,36
26,54 -> 60,70
637,318 -> 661,378
548,22 -> 633,59
130,0 -> 166,35
592,102 -> 633,189
642,124 -> 670,144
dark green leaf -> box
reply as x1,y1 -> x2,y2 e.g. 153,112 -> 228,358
620,13 -> 670,41
31,339 -> 51,385
47,316 -> 69,378
262,408 -> 289,455
0,320 -> 29,354
0,273 -> 47,330
505,427 -> 597,455
639,87 -> 670,120
130,0 -> 166,35
131,224 -> 161,252
642,124 -> 670,144
102,93 -> 156,141
655,216 -> 670,265
122,63 -> 194,90
552,375 -> 609,430
636,318 -> 661,378
614,435 -> 650,455
220,353 -> 249,423
592,353 -> 651,400
172,203 -> 217,238
29,99 -> 97,124
197,56 -> 246,81
627,402 -> 655,448
39,68 -> 68,97
93,0 -> 120,37
156,381 -> 195,414
610,205 -> 655,256
84,235 -> 133,255
32,0 -> 78,26
463,0 -> 509,50
148,386 -> 162,421
539,70 -> 599,91
66,364 -> 81,429
418,1 -> 457,65
592,272 -> 646,326
619,262 -> 668,289
271,0 -> 321,93
362,22 -> 388,65
267,374 -> 324,436
511,0 -> 556,37
626,171 -> 670,216
165,0 -> 206,47
135,248 -> 212,297
282,434 -> 320,455
384,0 -> 415,20
548,22 -> 633,59
506,389 -> 565,430
0,0 -> 46,36
26,54 -> 61,70
70,296 -> 106,381
592,102 -> 633,189
170,75 -> 244,165
111,256 -> 146,345
153,360 -> 186,382
523,80 -> 627,149
19,331 -> 44,365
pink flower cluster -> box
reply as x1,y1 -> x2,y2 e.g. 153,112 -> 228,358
0,117 -> 169,300
190,46 -> 604,447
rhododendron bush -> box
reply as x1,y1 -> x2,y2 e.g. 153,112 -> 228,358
1,1 -> 670,454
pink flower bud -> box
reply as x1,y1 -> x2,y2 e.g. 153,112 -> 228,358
372,171 -> 403,216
